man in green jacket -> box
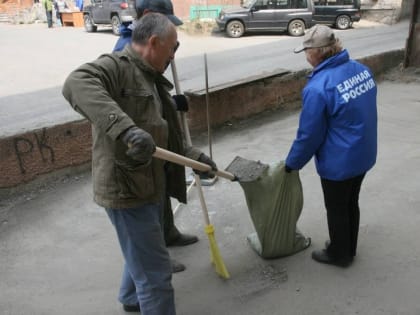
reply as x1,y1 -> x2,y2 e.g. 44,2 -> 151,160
42,0 -> 53,28
113,0 -> 203,265
63,13 -> 216,314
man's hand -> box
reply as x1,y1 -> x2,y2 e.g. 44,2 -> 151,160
194,153 -> 218,178
172,94 -> 189,112
121,127 -> 156,163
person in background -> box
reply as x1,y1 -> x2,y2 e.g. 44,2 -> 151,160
62,13 -> 217,314
42,0 -> 53,28
113,0 -> 201,275
75,0 -> 83,11
113,0 -> 182,52
54,0 -> 66,26
285,25 -> 377,267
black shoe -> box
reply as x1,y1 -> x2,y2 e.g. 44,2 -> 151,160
324,240 -> 356,257
123,303 -> 140,312
325,240 -> 330,249
171,259 -> 186,273
311,249 -> 352,267
166,233 -> 198,247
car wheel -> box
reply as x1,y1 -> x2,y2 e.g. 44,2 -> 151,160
84,14 -> 97,32
336,15 -> 351,30
288,19 -> 305,36
226,20 -> 244,38
111,15 -> 121,35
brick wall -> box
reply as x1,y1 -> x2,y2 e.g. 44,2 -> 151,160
0,0 -> 33,14
0,50 -> 404,191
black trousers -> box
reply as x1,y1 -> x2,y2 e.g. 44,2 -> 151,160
163,194 -> 180,244
321,173 -> 366,259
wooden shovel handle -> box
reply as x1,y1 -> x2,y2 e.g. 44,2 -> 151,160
154,147 -> 236,181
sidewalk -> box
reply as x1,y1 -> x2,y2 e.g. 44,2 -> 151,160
1,69 -> 419,315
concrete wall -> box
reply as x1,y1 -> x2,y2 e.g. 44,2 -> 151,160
0,49 -> 405,194
172,0 -> 241,20
361,0 -> 414,23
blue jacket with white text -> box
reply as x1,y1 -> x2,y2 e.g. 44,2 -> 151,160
286,49 -> 377,180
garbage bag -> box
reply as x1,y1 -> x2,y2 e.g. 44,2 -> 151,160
240,161 -> 310,259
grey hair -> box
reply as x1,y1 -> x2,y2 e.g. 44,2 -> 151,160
132,12 -> 174,45
317,38 -> 343,60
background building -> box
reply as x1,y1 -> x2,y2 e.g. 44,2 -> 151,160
0,0 -> 415,27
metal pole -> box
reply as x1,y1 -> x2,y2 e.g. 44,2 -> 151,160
204,53 -> 213,159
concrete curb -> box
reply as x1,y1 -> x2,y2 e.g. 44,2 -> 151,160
0,49 -> 404,193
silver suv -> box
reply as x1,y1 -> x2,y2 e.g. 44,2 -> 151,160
83,0 -> 136,35
216,0 -> 315,38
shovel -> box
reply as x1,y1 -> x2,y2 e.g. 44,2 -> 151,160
153,147 -> 268,183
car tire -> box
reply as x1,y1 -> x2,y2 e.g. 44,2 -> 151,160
226,20 -> 244,38
288,19 -> 305,36
84,14 -> 97,32
111,15 -> 121,35
336,15 -> 351,30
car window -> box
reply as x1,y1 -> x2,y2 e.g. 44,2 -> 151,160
254,0 -> 269,10
290,0 -> 307,8
243,0 -> 254,8
274,0 -> 288,9
314,0 -> 354,4
254,0 -> 308,9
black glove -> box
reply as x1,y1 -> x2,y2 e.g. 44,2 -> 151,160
194,153 -> 218,178
172,94 -> 189,112
121,127 -> 156,163
285,164 -> 293,173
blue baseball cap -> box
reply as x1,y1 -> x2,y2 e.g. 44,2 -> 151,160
136,0 -> 183,26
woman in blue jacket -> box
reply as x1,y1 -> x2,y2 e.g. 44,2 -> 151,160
286,25 -> 377,267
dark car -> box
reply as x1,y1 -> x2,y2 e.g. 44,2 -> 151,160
215,0 -> 314,38
313,0 -> 361,29
83,0 -> 136,35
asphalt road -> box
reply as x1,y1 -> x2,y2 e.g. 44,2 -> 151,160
0,20 -> 409,138
1,74 -> 420,315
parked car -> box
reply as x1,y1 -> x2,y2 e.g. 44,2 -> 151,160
215,0 -> 315,38
313,0 -> 361,29
83,0 -> 136,35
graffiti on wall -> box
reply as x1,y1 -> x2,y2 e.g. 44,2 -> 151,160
13,128 -> 55,174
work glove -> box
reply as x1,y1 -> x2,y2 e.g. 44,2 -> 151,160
194,153 -> 218,178
120,126 -> 156,164
172,94 -> 189,112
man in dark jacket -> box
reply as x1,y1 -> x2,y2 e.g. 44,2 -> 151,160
285,25 -> 377,267
114,0 -> 182,52
63,13 -> 217,314
113,0 -> 202,264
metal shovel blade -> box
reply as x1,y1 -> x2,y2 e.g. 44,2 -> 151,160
225,156 -> 269,183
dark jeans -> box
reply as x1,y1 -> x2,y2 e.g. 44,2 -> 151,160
321,173 -> 366,259
45,10 -> 53,27
105,204 -> 175,314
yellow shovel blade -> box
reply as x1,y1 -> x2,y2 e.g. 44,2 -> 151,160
205,224 -> 230,279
